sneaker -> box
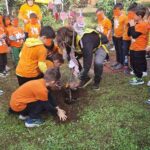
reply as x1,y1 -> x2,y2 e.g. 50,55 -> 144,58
25,118 -> 44,128
130,71 -> 134,75
111,62 -> 119,67
147,81 -> 150,86
92,83 -> 100,90
144,99 -> 150,105
78,77 -> 92,88
129,77 -> 144,85
3,71 -> 9,76
0,71 -> 9,78
5,65 -> 10,72
19,115 -> 29,120
0,90 -> 3,96
0,73 -> 6,78
113,63 -> 123,70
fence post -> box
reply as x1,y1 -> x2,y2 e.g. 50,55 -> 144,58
5,0 -> 9,15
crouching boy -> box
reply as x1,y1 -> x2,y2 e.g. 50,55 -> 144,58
9,68 -> 67,128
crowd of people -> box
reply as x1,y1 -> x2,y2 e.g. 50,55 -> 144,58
0,0 -> 149,127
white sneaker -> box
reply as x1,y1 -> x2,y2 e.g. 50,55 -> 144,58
0,73 -> 6,78
147,81 -> 150,86
130,71 -> 134,75
19,115 -> 29,120
0,90 -> 3,96
5,65 -> 10,72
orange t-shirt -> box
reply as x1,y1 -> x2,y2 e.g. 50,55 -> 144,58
25,23 -> 41,38
16,43 -> 47,78
18,3 -> 42,23
97,17 -> 112,40
7,26 -> 24,48
10,79 -> 48,112
0,27 -> 9,54
114,14 -> 127,38
130,22 -> 148,51
123,18 -> 131,41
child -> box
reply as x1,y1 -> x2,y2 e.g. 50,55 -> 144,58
25,13 -> 41,38
3,15 -> 11,71
96,8 -> 112,41
16,26 -> 55,86
96,8 -> 112,61
128,5 -> 148,85
46,53 -> 64,69
112,3 -> 127,70
122,3 -> 137,74
7,17 -> 25,66
9,68 -> 67,128
0,15 -> 9,77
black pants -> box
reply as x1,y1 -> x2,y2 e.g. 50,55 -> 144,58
130,50 -> 147,78
122,40 -> 131,66
0,53 -> 7,72
17,74 -> 43,86
9,92 -> 58,119
113,36 -> 123,64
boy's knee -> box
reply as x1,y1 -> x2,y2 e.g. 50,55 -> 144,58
94,59 -> 104,66
94,62 -> 103,68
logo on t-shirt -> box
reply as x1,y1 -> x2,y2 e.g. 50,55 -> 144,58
114,19 -> 119,29
31,27 -> 39,35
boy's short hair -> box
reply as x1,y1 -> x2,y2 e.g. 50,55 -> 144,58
52,53 -> 64,64
114,3 -> 124,10
128,2 -> 138,11
40,26 -> 55,39
30,13 -> 37,19
134,4 -> 146,18
44,68 -> 61,82
96,8 -> 104,14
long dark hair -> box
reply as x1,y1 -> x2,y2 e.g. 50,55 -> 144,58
56,27 -> 76,49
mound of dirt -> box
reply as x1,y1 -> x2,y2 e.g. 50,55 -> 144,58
51,88 -> 87,123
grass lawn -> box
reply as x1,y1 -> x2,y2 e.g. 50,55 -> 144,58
0,54 -> 150,150
0,13 -> 150,150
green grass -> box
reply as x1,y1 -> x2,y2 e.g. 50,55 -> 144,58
0,12 -> 150,150
0,66 -> 150,149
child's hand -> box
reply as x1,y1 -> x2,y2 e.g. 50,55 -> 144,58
57,108 -> 67,121
129,20 -> 135,27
